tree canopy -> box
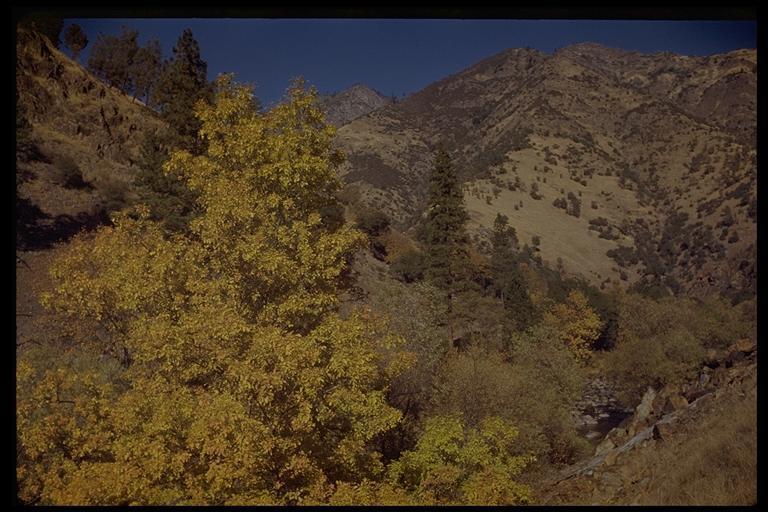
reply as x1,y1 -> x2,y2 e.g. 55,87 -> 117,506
63,24 -> 88,62
19,76 -> 412,505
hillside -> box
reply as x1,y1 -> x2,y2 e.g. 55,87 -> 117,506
15,26 -> 167,348
15,22 -> 757,507
539,341 -> 757,505
317,84 -> 392,127
16,26 -> 166,251
335,44 -> 756,301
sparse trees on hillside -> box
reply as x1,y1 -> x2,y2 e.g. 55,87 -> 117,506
131,40 -> 163,105
87,28 -> 164,104
88,27 -> 139,92
20,14 -> 63,48
63,23 -> 88,62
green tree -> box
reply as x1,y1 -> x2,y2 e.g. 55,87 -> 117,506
20,75 -> 411,505
131,40 -> 163,105
87,27 -> 139,93
153,29 -> 214,154
63,23 -> 88,62
489,213 -> 536,332
422,148 -> 471,346
134,127 -> 199,233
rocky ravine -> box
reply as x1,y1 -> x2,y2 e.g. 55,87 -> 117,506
540,340 -> 757,505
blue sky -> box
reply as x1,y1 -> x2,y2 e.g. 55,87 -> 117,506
62,19 -> 757,107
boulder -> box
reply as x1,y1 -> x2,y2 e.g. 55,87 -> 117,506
662,394 -> 689,414
595,437 -> 615,456
732,339 -> 757,354
634,387 -> 656,425
607,426 -> 627,444
703,349 -> 721,368
652,383 -> 679,416
652,422 -> 675,442
604,449 -> 620,466
685,387 -> 714,403
698,370 -> 711,388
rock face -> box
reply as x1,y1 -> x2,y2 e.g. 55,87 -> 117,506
317,84 -> 392,127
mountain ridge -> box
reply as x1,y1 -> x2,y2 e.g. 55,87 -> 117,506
334,42 -> 756,300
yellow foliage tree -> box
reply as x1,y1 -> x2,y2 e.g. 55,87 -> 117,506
542,290 -> 603,362
19,75 -> 412,505
386,415 -> 534,505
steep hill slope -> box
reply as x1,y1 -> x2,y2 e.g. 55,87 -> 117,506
317,84 -> 392,127
16,26 -> 166,250
335,44 -> 756,300
16,26 -> 167,346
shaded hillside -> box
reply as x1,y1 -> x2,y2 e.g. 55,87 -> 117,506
317,84 -> 392,127
16,26 -> 166,250
334,43 -> 756,300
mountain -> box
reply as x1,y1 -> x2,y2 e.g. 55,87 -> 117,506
317,84 -> 392,127
334,43 -> 756,301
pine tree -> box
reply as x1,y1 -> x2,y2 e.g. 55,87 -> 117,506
423,148 -> 471,346
153,29 -> 214,154
490,213 -> 536,332
134,127 -> 199,233
63,23 -> 88,62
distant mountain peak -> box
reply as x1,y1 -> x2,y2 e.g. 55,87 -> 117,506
317,83 -> 392,127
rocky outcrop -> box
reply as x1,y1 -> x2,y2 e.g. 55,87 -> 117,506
540,340 -> 757,504
571,378 -> 633,442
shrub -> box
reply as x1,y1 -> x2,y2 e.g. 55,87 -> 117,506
94,174 -> 130,214
601,293 -> 750,403
429,339 -> 587,467
355,208 -> 391,237
387,415 -> 534,505
51,154 -> 90,189
391,250 -> 428,283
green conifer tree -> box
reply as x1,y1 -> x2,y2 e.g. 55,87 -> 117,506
423,148 -> 471,346
153,29 -> 214,154
490,213 -> 536,332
